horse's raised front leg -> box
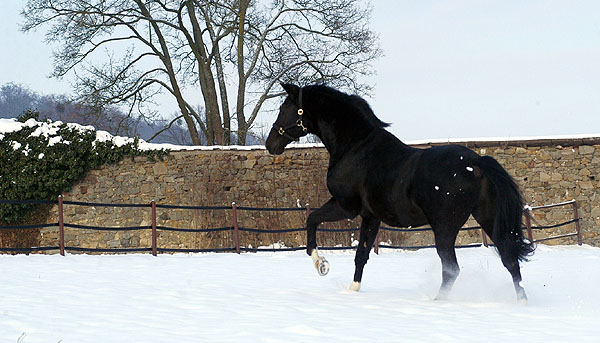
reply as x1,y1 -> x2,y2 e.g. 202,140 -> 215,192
350,215 -> 380,292
306,197 -> 353,276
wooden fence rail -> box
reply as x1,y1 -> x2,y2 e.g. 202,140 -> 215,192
0,196 -> 583,255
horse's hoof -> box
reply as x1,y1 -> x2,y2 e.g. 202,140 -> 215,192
434,290 -> 450,301
517,293 -> 528,305
349,281 -> 361,292
315,257 -> 330,276
516,286 -> 528,305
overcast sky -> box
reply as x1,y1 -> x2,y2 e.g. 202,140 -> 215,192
1,1 -> 599,142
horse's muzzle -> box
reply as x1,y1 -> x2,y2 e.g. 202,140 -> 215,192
265,129 -> 288,155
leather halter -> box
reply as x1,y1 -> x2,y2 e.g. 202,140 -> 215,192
272,88 -> 308,141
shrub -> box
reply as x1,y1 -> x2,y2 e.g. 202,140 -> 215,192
0,111 -> 168,224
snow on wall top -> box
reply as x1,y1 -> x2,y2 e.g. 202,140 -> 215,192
1,117 -> 599,152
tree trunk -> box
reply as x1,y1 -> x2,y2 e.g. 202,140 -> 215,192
186,2 -> 224,145
197,63 -> 224,145
135,0 -> 201,145
172,78 -> 201,145
213,42 -> 232,145
235,1 -> 250,145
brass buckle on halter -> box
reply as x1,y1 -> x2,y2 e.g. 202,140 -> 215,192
298,108 -> 304,116
278,127 -> 285,135
297,119 -> 307,132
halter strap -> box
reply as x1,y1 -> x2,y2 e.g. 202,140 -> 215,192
272,87 -> 308,141
298,87 -> 303,115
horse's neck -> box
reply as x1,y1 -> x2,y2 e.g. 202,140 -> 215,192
315,119 -> 380,163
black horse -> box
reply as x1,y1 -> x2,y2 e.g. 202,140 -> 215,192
266,83 -> 534,302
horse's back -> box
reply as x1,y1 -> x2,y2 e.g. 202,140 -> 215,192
364,141 -> 484,227
326,131 -> 485,228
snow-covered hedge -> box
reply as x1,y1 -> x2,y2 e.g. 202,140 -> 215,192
0,111 -> 167,223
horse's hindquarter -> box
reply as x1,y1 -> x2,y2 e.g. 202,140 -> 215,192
411,145 -> 484,225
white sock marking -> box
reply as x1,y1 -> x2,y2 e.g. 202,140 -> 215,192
311,249 -> 320,264
350,281 -> 361,292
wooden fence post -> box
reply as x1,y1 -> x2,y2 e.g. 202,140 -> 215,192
151,200 -> 157,256
232,202 -> 240,254
481,228 -> 489,247
572,201 -> 582,246
58,195 -> 65,256
524,209 -> 534,243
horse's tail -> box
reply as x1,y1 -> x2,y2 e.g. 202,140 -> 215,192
473,156 -> 535,262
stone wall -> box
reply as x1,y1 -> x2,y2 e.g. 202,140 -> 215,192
38,137 -> 600,252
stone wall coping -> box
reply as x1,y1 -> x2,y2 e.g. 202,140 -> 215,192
410,137 -> 600,149
164,135 -> 600,154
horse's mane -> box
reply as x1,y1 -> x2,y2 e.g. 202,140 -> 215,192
305,84 -> 390,129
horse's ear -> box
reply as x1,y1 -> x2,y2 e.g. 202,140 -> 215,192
280,83 -> 300,99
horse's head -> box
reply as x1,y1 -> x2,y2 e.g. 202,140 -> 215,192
265,83 -> 310,155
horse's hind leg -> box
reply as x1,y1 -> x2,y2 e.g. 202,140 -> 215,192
432,226 -> 461,300
350,215 -> 380,291
501,254 -> 528,303
474,216 -> 528,303
306,197 -> 353,275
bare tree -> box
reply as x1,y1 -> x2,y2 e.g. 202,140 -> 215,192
0,83 -> 38,117
21,0 -> 380,145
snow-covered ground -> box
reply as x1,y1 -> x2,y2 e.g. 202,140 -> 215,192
1,245 -> 599,343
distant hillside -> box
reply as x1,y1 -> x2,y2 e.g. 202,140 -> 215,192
0,82 -> 263,146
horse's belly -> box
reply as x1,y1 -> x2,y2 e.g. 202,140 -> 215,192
382,217 -> 428,229
377,207 -> 428,228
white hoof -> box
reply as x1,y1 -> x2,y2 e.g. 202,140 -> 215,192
349,281 -> 361,292
311,250 -> 330,276
316,258 -> 329,276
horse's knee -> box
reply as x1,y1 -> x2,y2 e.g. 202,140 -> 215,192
354,253 -> 369,266
306,214 -> 319,229
501,257 -> 523,281
440,259 -> 460,281
501,256 -> 518,270
442,269 -> 459,281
